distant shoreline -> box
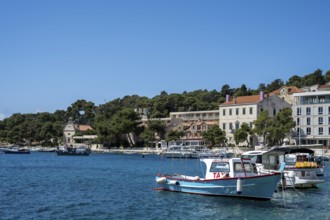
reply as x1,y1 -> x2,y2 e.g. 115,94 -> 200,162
93,148 -> 162,155
1,145 -> 330,157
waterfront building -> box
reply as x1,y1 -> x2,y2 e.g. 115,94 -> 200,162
168,110 -> 219,140
140,110 -> 219,140
63,119 -> 100,150
301,84 -> 330,92
139,89 -> 302,147
292,90 -> 330,146
269,86 -> 302,104
317,84 -> 330,92
219,92 -> 291,146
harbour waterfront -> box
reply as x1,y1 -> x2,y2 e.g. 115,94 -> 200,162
0,152 -> 329,220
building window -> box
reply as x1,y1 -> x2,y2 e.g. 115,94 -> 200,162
297,118 -> 300,126
319,127 -> 323,135
249,122 -> 253,129
318,107 -> 323,115
236,108 -> 239,115
297,108 -> 301,115
306,107 -> 311,115
297,128 -> 300,135
307,117 -> 311,125
306,127 -> 311,135
249,107 -> 253,114
273,109 -> 276,116
260,108 -> 264,112
229,109 -> 232,116
223,109 -> 226,116
328,117 -> 330,125
235,121 -> 239,130
329,127 -> 330,135
222,123 -> 226,130
318,117 -> 323,125
229,123 -> 233,130
243,108 -> 246,115
329,106 -> 330,114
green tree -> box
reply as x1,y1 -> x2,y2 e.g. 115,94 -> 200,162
220,84 -> 231,97
150,91 -> 170,117
202,125 -> 226,147
324,70 -> 330,83
53,110 -> 68,124
257,83 -> 266,92
234,84 -> 250,97
286,75 -> 302,87
121,95 -> 150,109
302,69 -> 324,86
253,111 -> 273,146
147,119 -> 166,140
266,79 -> 284,92
140,119 -> 166,147
140,128 -> 155,147
110,108 -> 142,146
233,123 -> 253,146
267,108 -> 295,146
95,120 -> 116,147
67,99 -> 96,125
253,108 -> 295,147
165,130 -> 184,142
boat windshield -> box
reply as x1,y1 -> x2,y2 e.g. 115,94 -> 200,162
210,162 -> 230,173
234,162 -> 256,173
241,155 -> 262,163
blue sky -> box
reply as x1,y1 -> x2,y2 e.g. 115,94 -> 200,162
1,0 -> 329,119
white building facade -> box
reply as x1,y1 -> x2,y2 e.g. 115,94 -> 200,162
219,93 -> 291,146
292,91 -> 330,146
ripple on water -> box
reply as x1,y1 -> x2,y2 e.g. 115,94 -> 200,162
1,153 -> 330,219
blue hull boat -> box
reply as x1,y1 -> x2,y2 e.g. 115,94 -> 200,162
2,147 -> 30,154
155,158 -> 281,200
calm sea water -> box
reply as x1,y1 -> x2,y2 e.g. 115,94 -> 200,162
0,152 -> 329,220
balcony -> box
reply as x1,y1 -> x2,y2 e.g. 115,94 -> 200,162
300,96 -> 330,105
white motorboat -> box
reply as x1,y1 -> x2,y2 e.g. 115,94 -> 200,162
155,157 -> 282,200
241,146 -> 325,188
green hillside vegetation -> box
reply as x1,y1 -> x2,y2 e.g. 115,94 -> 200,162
0,69 -> 329,147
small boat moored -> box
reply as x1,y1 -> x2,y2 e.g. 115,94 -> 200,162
3,146 -> 30,154
155,157 -> 282,200
56,145 -> 91,156
241,146 -> 325,188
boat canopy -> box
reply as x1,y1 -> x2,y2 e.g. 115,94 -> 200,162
268,147 -> 314,155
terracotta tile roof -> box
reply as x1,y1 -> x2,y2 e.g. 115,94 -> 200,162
221,95 -> 261,105
318,84 -> 330,89
75,125 -> 93,131
269,86 -> 302,96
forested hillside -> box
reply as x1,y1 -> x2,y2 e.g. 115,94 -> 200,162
0,69 -> 329,146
